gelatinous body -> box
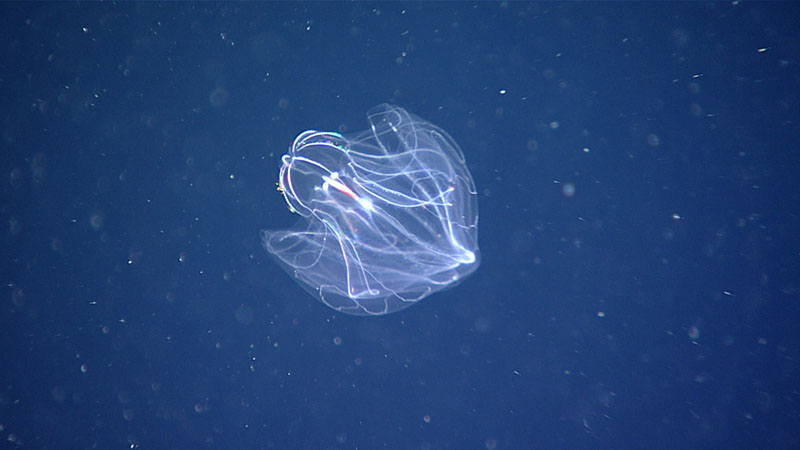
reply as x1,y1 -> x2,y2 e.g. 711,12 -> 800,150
262,104 -> 479,315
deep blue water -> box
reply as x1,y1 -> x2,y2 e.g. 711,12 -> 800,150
2,2 -> 799,449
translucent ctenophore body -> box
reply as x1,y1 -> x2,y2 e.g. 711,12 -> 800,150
262,104 -> 479,316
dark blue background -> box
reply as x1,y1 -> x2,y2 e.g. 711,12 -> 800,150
2,2 -> 799,449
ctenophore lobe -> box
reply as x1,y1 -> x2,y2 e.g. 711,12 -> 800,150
262,104 -> 479,316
